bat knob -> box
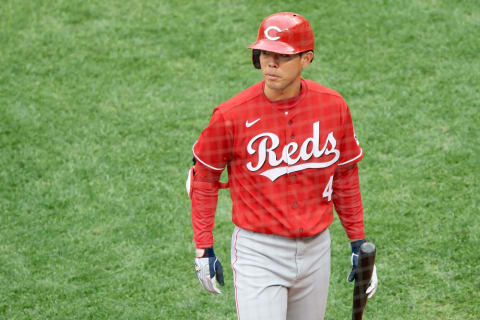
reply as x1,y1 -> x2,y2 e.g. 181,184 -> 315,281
360,242 -> 376,255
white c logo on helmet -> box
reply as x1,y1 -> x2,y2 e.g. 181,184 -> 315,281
264,26 -> 281,41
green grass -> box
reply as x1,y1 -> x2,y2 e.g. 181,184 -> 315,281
1,0 -> 479,319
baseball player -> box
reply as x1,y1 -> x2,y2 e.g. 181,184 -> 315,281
187,12 -> 378,320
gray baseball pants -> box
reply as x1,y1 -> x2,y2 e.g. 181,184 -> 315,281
231,226 -> 331,320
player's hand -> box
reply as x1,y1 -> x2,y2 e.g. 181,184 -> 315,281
194,247 -> 224,294
347,239 -> 378,298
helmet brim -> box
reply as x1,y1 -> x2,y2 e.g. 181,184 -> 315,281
248,39 -> 299,55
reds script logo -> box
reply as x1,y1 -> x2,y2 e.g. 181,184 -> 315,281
246,121 -> 339,181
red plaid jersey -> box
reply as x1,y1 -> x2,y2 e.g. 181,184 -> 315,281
192,79 -> 365,247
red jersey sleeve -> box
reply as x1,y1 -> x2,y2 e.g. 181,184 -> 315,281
190,162 -> 222,248
337,102 -> 363,167
190,108 -> 232,248
192,108 -> 232,171
332,164 -> 365,240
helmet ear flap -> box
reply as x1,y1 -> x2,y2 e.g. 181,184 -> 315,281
252,49 -> 261,69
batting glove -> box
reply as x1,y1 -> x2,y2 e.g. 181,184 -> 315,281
366,265 -> 378,298
194,247 -> 224,294
347,239 -> 378,298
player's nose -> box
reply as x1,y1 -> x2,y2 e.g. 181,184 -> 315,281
267,56 -> 279,68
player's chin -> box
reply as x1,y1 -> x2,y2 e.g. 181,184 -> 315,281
264,78 -> 284,89
265,82 -> 282,92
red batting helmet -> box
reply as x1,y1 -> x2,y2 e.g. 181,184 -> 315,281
248,12 -> 315,69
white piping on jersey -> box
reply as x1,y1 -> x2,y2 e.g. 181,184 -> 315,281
338,149 -> 363,166
192,142 -> 225,171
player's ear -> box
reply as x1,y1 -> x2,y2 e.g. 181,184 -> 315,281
301,51 -> 314,67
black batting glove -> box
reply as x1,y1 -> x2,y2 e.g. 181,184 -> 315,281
347,239 -> 367,282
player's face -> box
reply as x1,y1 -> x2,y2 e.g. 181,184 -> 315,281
259,50 -> 312,100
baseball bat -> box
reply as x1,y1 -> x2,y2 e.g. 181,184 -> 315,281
352,242 -> 376,320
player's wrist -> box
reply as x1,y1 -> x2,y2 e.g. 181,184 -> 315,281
195,247 -> 215,258
350,239 -> 366,254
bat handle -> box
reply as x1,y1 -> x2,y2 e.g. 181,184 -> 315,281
352,242 -> 376,320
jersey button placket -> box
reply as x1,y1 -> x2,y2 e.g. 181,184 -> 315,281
286,117 -> 297,212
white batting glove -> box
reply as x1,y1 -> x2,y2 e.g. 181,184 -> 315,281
194,247 -> 224,294
366,265 -> 378,298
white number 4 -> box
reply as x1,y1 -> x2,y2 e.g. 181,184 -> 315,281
323,175 -> 333,201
